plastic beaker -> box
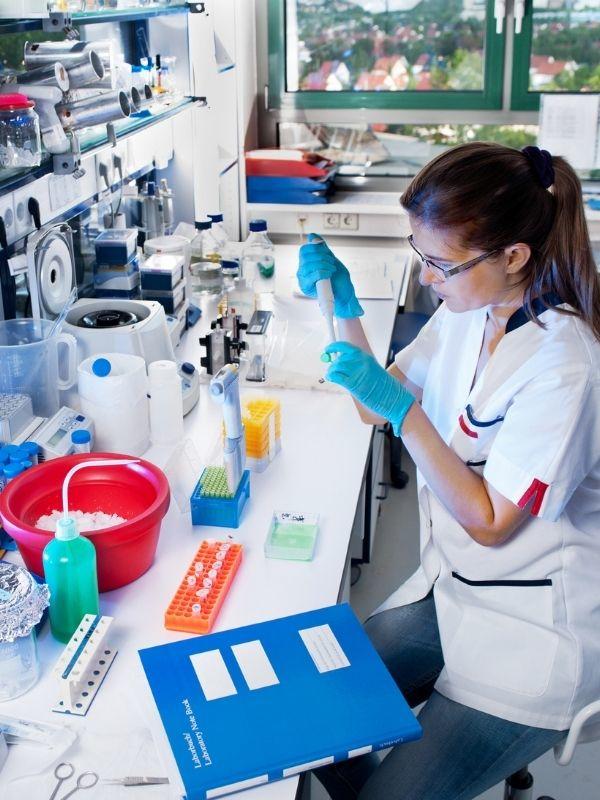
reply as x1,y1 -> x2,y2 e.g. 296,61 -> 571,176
0,319 -> 78,418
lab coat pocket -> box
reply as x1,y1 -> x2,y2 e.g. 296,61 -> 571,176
444,574 -> 559,698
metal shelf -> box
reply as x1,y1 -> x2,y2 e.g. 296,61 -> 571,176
0,4 -> 187,33
0,96 -> 195,197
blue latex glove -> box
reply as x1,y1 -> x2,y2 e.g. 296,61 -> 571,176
324,341 -> 415,435
297,233 -> 364,319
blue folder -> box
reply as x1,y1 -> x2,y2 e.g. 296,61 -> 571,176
246,175 -> 335,204
139,603 -> 421,799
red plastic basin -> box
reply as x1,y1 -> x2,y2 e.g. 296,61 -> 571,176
0,453 -> 170,592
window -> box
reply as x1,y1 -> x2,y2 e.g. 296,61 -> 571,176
279,121 -> 538,173
512,0 -> 600,109
269,0 -> 504,109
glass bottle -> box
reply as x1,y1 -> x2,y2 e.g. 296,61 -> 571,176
190,218 -> 223,296
241,219 -> 275,293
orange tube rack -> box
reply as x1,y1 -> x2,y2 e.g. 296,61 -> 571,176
164,540 -> 243,634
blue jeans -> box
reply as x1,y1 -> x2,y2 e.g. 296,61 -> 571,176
314,593 -> 566,800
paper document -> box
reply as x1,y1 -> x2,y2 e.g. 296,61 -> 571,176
539,94 -> 600,170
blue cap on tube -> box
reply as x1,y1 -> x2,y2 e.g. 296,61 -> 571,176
21,442 -> 39,459
71,430 -> 91,445
0,447 -> 10,465
3,463 -> 24,481
9,448 -> 29,464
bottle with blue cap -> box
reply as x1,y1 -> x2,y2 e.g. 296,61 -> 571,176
21,441 -> 39,466
190,217 -> 223,296
42,515 -> 99,643
71,429 -> 92,454
242,219 -> 275,292
207,213 -> 229,250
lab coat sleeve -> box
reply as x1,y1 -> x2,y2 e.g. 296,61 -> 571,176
484,364 -> 600,521
393,302 -> 446,388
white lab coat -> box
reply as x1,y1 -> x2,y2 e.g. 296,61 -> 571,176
379,297 -> 600,730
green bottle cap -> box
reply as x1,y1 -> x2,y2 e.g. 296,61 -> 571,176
320,352 -> 332,363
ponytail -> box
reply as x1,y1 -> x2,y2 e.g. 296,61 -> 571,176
401,142 -> 600,340
528,155 -> 600,340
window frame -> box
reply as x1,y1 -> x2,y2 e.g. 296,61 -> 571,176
511,2 -> 540,111
268,0 -> 506,111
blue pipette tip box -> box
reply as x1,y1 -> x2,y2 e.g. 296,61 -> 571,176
190,469 -> 250,528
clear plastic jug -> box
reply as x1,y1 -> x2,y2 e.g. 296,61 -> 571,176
0,319 -> 78,418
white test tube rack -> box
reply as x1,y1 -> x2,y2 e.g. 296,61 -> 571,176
52,614 -> 117,716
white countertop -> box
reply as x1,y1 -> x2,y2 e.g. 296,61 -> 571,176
0,243 -> 408,800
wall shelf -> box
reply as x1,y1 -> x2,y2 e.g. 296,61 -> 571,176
0,4 -> 188,33
0,96 -> 195,197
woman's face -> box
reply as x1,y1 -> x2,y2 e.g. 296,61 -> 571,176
409,218 -> 526,313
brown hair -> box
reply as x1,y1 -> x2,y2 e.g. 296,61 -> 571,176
400,141 -> 600,340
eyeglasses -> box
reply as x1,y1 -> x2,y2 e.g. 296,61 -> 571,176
407,235 -> 503,282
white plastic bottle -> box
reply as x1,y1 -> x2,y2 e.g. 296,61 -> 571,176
148,360 -> 184,446
241,219 -> 275,293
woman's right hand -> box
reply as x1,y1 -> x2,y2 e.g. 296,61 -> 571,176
297,233 -> 364,318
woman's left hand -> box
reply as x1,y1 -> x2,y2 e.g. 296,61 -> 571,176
324,341 -> 415,435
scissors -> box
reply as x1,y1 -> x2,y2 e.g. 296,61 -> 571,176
48,762 -> 99,800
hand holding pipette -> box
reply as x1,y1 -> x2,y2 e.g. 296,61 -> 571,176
297,233 -> 364,320
310,236 -> 337,346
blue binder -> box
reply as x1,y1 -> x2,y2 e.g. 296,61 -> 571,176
246,175 -> 335,204
139,603 -> 421,799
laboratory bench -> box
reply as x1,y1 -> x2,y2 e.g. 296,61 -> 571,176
0,243 -> 409,799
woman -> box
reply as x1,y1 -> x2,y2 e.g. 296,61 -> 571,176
297,142 -> 600,800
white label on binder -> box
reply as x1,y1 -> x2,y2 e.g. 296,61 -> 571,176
231,640 -> 280,691
190,650 -> 237,701
298,624 -> 350,673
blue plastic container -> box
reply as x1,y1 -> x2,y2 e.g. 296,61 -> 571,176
190,470 -> 250,528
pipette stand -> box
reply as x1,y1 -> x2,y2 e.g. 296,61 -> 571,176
52,614 -> 117,716
190,364 -> 250,528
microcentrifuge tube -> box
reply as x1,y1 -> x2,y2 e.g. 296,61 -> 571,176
212,561 -> 222,570
216,550 -> 227,561
196,588 -> 210,600
208,569 -> 218,580
192,604 -> 202,615
194,561 -> 205,573
203,578 -> 213,589
187,575 -> 196,587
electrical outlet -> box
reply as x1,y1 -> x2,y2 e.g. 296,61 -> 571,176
340,213 -> 359,231
0,194 -> 16,244
323,212 -> 340,229
96,152 -> 114,192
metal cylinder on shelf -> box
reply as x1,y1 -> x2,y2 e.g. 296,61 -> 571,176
57,90 -> 131,131
128,86 -> 142,113
140,84 -> 154,106
24,40 -> 114,71
13,61 -> 70,92
65,51 -> 105,90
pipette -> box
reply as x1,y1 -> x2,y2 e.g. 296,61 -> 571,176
310,235 -> 337,347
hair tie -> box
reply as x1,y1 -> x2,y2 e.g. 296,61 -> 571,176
521,145 -> 555,190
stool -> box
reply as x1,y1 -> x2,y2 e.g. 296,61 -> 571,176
387,311 -> 430,489
503,700 -> 600,799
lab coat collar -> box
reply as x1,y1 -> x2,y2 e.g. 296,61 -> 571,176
505,292 -> 564,334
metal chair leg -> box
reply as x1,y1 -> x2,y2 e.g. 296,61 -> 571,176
504,767 -> 534,800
